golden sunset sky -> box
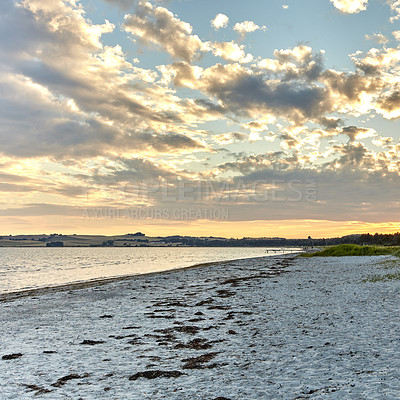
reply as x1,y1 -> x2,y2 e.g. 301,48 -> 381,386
1,0 -> 400,238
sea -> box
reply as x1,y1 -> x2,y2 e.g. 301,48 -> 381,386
0,247 -> 298,294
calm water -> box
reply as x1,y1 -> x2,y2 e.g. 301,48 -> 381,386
0,247 -> 297,293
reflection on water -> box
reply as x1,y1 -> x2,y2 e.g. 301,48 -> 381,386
0,247 -> 296,293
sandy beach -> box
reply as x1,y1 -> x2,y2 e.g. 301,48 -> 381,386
1,254 -> 400,399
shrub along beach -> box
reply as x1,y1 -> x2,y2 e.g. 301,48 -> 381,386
302,244 -> 400,257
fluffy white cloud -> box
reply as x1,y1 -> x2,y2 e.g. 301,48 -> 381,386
365,33 -> 388,44
330,0 -> 368,13
233,21 -> 266,38
211,13 -> 229,30
155,40 -> 400,128
0,0 -> 211,160
210,41 -> 253,63
376,90 -> 400,119
388,0 -> 400,22
393,30 -> 400,40
124,2 -> 206,62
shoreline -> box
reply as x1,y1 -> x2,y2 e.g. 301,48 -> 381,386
2,254 -> 399,399
0,252 -> 299,303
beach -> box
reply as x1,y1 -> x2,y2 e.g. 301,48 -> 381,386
1,254 -> 400,399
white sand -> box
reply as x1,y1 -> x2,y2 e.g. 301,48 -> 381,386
1,254 -> 400,399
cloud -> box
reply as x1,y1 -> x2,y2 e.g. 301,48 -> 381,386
3,0 -> 397,167
318,116 -> 343,129
0,203 -> 84,217
156,42 -> 400,127
0,66 -> 206,158
0,71 -> 209,158
0,0 -> 215,160
157,61 -> 204,89
210,41 -> 253,63
134,132 -> 206,153
123,2 -> 206,62
274,46 -> 325,81
330,0 -> 368,13
321,68 -> 381,115
341,126 -> 377,141
376,89 -> 400,119
372,136 -> 393,147
87,157 -> 186,200
211,13 -> 229,30
0,182 -> 40,193
349,47 -> 400,79
204,143 -> 400,223
2,0 -> 400,230
279,133 -> 301,150
200,62 -> 332,124
242,120 -> 274,131
233,21 -> 266,38
214,132 -> 247,144
365,33 -> 388,44
388,0 -> 400,22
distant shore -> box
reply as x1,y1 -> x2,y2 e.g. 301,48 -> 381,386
0,232 -> 378,248
1,254 -> 400,399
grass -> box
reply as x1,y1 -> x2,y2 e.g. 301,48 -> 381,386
363,271 -> 400,282
378,259 -> 400,269
300,244 -> 400,282
299,244 -> 400,282
362,254 -> 400,282
301,244 -> 400,257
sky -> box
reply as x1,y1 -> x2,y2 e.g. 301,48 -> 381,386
1,0 -> 400,238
